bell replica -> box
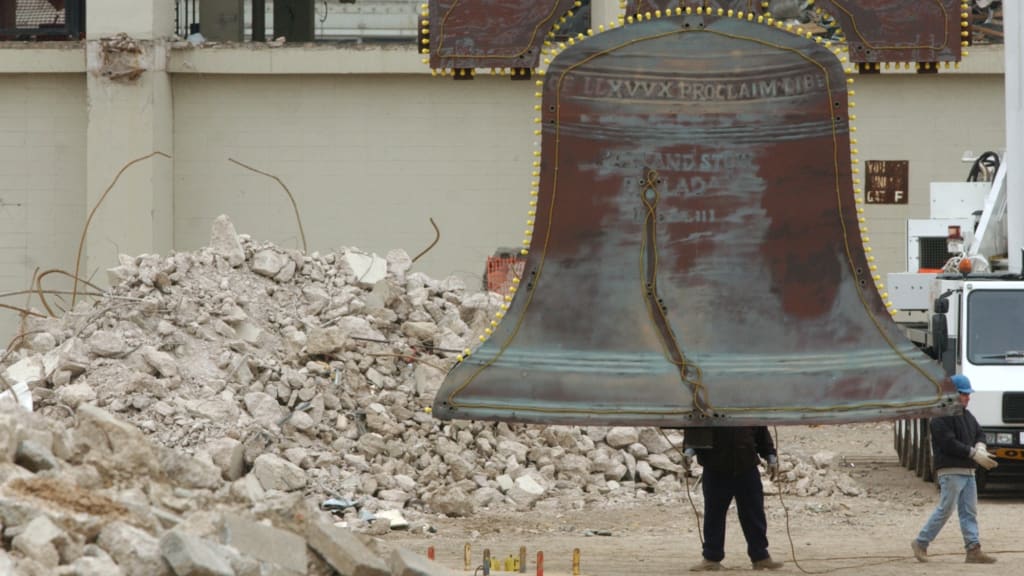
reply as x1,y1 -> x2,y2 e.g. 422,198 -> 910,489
433,11 -> 955,427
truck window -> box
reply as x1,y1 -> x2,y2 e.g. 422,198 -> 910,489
966,289 -> 1024,365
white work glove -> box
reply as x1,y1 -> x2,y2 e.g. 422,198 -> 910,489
975,442 -> 987,452
766,454 -> 780,480
970,445 -> 999,470
682,448 -> 696,475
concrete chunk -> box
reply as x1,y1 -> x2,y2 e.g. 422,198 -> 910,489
375,509 -> 408,530
251,453 -> 306,492
306,326 -> 347,356
3,355 -> 46,386
0,413 -> 20,462
210,215 -> 246,267
221,513 -> 307,574
252,249 -> 289,278
160,530 -> 236,576
390,547 -> 464,576
142,346 -> 179,378
306,515 -> 388,576
15,439 -> 60,473
98,520 -> 170,576
0,551 -> 16,575
605,427 -> 639,448
340,251 -> 387,287
205,437 -> 245,481
45,337 -> 90,376
76,404 -> 158,476
69,555 -> 126,576
57,381 -> 98,408
87,329 -> 128,358
243,392 -> 284,429
507,475 -> 545,508
12,514 -> 64,567
160,448 -> 223,490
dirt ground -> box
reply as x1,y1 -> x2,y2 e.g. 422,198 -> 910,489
385,422 -> 1024,575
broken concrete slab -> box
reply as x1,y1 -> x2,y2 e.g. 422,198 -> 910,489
340,251 -> 387,287
221,512 -> 307,574
390,547 -> 464,576
305,514 -> 388,576
159,530 -> 235,576
75,404 -> 158,477
251,454 -> 306,492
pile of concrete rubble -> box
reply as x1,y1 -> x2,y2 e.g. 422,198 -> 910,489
0,215 -> 863,574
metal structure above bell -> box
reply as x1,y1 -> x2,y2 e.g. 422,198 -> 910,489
433,11 -> 957,427
420,0 -> 966,75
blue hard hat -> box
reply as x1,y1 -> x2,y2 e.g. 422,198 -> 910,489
952,374 -> 973,394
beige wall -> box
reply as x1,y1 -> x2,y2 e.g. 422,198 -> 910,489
0,42 -> 1008,342
853,72 -> 1005,279
0,73 -> 87,332
171,73 -> 536,285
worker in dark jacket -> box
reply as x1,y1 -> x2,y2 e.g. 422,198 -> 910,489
683,426 -> 783,571
911,374 -> 998,564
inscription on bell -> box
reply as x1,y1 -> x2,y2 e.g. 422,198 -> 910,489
579,72 -> 826,101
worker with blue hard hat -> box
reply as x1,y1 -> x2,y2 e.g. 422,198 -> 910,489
911,373 -> 998,564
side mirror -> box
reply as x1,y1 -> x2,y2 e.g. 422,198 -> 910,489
934,297 -> 949,314
931,313 -> 948,356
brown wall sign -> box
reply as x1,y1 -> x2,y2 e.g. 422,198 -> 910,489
865,160 -> 909,205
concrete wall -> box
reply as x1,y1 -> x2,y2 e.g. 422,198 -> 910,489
0,41 -> 1008,342
855,71 -> 1006,280
0,72 -> 87,334
171,72 -> 536,285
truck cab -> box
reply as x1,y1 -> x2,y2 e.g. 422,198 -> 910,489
958,280 -> 1024,481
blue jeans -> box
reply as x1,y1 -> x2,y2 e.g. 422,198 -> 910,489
915,473 -> 980,549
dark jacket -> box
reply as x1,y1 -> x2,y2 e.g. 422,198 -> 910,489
930,410 -> 985,471
684,427 -> 776,475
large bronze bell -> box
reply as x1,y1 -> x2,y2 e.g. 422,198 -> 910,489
434,13 -> 955,427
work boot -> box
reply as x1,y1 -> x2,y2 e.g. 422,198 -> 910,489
965,544 -> 997,564
752,556 -> 784,570
689,558 -> 722,571
911,539 -> 928,563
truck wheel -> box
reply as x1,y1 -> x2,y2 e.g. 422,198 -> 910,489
917,419 -> 934,481
893,421 -> 903,463
897,420 -> 912,468
915,420 -> 933,481
913,416 -> 921,471
894,421 -> 905,466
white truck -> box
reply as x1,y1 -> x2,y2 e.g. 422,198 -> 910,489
888,148 -> 1024,486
